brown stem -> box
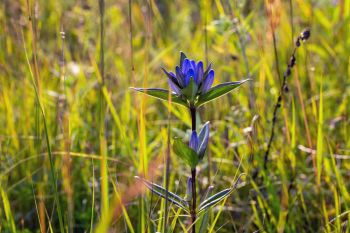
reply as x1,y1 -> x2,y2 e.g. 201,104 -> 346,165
191,169 -> 196,233
190,106 -> 196,233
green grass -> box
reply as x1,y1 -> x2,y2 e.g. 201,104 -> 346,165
0,0 -> 349,232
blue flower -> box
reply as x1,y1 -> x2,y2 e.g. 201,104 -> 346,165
162,52 -> 215,99
188,121 -> 210,160
132,52 -> 248,108
189,130 -> 199,151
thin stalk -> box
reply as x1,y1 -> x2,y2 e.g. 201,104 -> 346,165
190,106 -> 197,233
23,1 -> 64,231
98,0 -> 109,217
90,159 -> 95,233
238,26 -> 254,109
191,169 -> 197,233
59,26 -> 74,233
163,87 -> 172,232
232,14 -> 254,109
26,1 -> 47,231
203,0 -> 211,184
129,0 -> 135,85
263,30 -> 310,169
21,29 -> 65,233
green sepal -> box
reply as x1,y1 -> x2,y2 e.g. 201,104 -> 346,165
181,78 -> 198,103
173,138 -> 199,169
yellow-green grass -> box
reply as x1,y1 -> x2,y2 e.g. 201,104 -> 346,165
0,0 -> 349,232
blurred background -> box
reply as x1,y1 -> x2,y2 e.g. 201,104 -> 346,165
0,0 -> 349,232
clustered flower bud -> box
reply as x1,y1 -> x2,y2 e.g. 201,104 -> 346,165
296,29 -> 311,47
162,52 -> 215,104
300,29 -> 311,41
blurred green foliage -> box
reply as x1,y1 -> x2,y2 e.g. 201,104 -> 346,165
0,0 -> 349,232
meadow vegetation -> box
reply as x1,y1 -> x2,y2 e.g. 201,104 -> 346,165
0,0 -> 349,232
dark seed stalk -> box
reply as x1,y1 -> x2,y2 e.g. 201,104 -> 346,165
263,29 -> 310,169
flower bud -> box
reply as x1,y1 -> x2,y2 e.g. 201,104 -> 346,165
300,29 -> 311,41
189,130 -> 199,152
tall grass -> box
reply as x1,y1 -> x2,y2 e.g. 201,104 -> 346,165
0,0 -> 349,232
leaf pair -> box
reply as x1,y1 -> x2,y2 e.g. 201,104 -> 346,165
197,173 -> 245,214
136,174 -> 245,216
135,176 -> 190,213
131,79 -> 249,108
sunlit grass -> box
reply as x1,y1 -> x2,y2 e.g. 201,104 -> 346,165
0,0 -> 349,232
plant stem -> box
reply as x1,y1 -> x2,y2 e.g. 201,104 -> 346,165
190,106 -> 196,233
191,168 -> 196,233
190,106 -> 196,131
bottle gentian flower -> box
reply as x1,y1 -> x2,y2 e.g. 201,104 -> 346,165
162,54 -> 215,102
132,52 -> 248,108
132,51 -> 249,233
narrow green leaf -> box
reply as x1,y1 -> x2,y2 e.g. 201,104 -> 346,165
198,188 -> 232,212
173,138 -> 199,169
130,87 -> 188,107
316,79 -> 323,185
135,177 -> 190,213
0,187 -> 17,233
198,186 -> 214,233
198,173 -> 245,213
198,210 -> 210,233
196,79 -> 249,107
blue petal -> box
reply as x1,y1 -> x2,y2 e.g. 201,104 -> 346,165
190,60 -> 196,71
201,70 -> 214,93
180,52 -> 187,68
168,78 -> 181,95
169,71 -> 176,77
185,69 -> 195,86
162,67 -> 176,79
182,59 -> 190,73
163,67 -> 182,89
175,66 -> 185,87
204,63 -> 212,76
196,61 -> 204,85
189,130 -> 199,152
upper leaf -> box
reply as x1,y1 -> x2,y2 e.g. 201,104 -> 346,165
196,79 -> 249,107
130,87 -> 188,107
173,138 -> 199,169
